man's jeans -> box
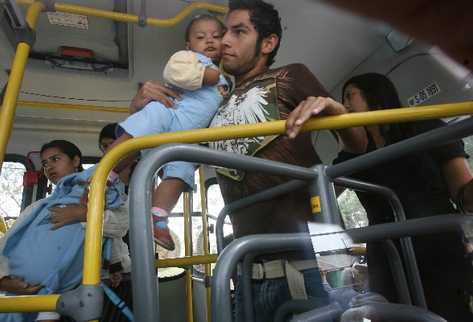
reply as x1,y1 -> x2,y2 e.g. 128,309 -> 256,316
234,268 -> 329,322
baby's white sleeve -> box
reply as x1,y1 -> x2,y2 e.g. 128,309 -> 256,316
163,50 -> 207,91
36,311 -> 60,320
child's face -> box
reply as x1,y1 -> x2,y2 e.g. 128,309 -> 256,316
186,19 -> 223,63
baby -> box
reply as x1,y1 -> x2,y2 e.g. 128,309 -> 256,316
109,14 -> 227,250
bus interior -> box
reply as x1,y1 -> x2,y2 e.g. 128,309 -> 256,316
0,1 -> 472,322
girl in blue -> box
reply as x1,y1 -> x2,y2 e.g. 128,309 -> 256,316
108,15 -> 227,250
0,140 -> 125,322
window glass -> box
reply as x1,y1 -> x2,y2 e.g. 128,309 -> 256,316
0,162 -> 26,220
337,189 -> 368,229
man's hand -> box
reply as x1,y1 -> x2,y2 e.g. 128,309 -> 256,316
0,276 -> 42,295
109,271 -> 123,288
130,81 -> 181,114
286,96 -> 346,139
49,204 -> 87,230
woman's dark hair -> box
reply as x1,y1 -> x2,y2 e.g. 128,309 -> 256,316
342,73 -> 414,144
229,0 -> 282,66
185,14 -> 225,42
40,140 -> 83,171
99,123 -> 118,143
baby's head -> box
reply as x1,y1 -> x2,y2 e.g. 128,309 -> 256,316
185,14 -> 225,64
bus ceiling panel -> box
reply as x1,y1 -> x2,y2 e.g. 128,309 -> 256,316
270,0 -> 386,91
7,125 -> 102,157
129,0 -> 199,82
388,50 -> 473,109
17,59 -> 136,105
0,13 -> 15,70
15,103 -> 125,122
330,40 -> 473,111
32,0 -> 122,65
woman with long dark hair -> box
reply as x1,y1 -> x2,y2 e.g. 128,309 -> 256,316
287,72 -> 473,320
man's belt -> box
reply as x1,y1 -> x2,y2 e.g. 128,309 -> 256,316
251,259 -> 319,280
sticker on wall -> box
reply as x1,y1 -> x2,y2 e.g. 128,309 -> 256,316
47,12 -> 88,30
407,82 -> 441,106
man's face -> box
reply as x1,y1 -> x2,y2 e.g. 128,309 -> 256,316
222,10 -> 261,77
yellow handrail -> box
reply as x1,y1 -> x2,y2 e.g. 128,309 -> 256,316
0,1 -> 44,167
83,101 -> 473,288
198,167 -> 212,322
14,100 -> 129,114
183,192 -> 194,322
0,294 -> 59,312
157,254 -> 217,268
17,0 -> 228,27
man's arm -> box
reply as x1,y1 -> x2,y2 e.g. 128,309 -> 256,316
280,64 -> 367,154
286,96 -> 368,153
130,81 -> 180,114
442,157 -> 473,212
203,67 -> 221,86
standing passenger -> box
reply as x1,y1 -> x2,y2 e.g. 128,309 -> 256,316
129,1 -> 367,320
289,72 -> 473,321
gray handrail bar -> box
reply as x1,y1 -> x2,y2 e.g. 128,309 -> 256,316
381,240 -> 411,305
326,116 -> 473,179
276,301 -> 342,322
289,302 -> 343,322
340,302 -> 447,322
212,215 -> 471,322
334,177 -> 426,307
129,144 -> 319,322
216,179 -> 306,253
215,175 -> 425,307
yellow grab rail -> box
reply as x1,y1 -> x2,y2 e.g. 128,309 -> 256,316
0,1 -> 44,167
157,254 -> 217,268
0,294 -> 59,312
17,0 -> 227,27
83,101 -> 473,287
183,192 -> 194,322
14,100 -> 129,114
198,167 -> 212,322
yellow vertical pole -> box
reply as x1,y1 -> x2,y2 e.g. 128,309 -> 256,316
198,167 -> 212,322
0,216 -> 8,234
183,192 -> 194,322
0,1 -> 44,167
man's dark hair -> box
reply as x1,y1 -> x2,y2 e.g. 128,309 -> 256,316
229,0 -> 282,66
185,14 -> 225,42
99,123 -> 118,143
40,139 -> 84,171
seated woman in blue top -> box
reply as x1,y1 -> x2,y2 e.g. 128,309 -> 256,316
0,140 -> 126,322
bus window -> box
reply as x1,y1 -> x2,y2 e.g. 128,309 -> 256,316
0,161 -> 26,219
338,189 -> 368,229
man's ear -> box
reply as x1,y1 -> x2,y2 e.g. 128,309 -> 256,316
261,34 -> 279,56
73,156 -> 81,170
185,42 -> 190,50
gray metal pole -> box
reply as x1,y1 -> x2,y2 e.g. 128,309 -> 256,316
212,233 -> 311,322
128,144 -> 318,322
129,155 -> 160,322
327,117 -> 473,179
340,302 -> 447,322
334,177 -> 426,308
310,165 -> 341,225
382,240 -> 411,305
216,179 -> 308,253
212,215 -> 471,322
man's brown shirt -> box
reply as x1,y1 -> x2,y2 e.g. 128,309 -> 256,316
209,64 -> 333,254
